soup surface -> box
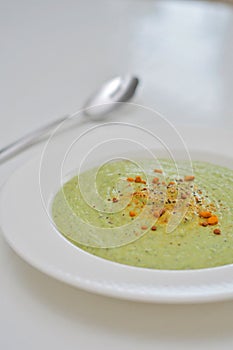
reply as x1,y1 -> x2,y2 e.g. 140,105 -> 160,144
52,159 -> 233,270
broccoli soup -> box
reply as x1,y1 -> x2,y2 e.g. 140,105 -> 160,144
52,159 -> 233,270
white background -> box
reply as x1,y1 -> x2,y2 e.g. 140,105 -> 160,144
1,1 -> 233,349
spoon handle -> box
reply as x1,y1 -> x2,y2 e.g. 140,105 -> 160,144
0,115 -> 69,164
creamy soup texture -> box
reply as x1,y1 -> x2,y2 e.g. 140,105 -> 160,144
52,159 -> 233,270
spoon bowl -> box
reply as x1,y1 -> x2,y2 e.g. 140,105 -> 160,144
83,75 -> 139,118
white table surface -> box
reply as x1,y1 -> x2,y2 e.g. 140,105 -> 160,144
1,0 -> 233,349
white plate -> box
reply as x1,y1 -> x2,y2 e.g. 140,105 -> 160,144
1,124 -> 233,303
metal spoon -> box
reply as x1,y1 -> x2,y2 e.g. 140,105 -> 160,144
0,75 -> 139,163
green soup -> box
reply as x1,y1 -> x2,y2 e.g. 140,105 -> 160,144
52,159 -> 233,270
